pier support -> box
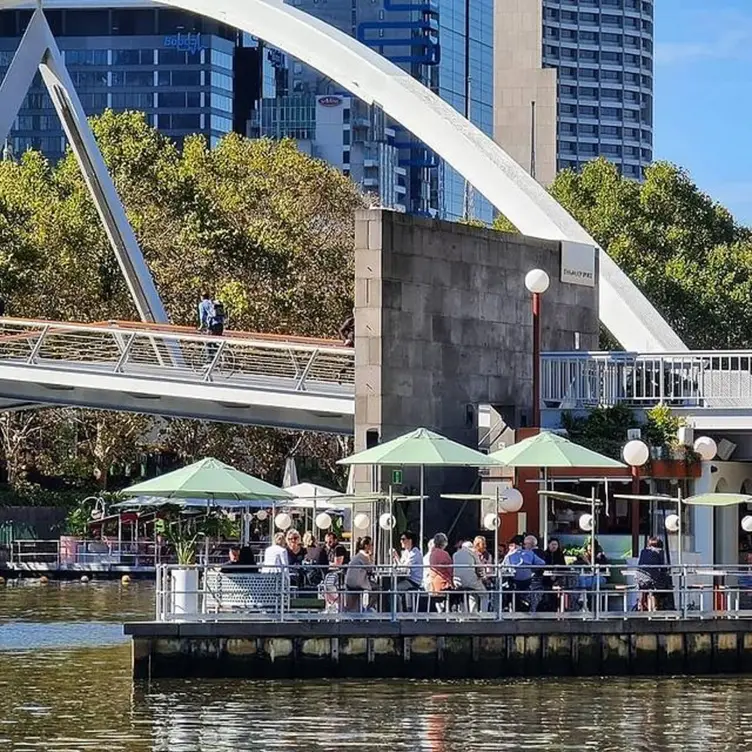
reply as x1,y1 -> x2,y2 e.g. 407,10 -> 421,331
126,619 -> 752,680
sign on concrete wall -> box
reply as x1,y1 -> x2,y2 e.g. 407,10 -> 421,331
560,240 -> 596,287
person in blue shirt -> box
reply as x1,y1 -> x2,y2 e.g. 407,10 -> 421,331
197,291 -> 225,361
198,291 -> 215,332
502,536 -> 544,612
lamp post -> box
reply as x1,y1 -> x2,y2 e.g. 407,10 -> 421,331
623,439 -> 649,557
525,269 -> 549,429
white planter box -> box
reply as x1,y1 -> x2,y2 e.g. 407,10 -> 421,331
170,567 -> 200,618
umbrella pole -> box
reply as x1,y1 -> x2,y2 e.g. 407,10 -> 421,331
494,487 -> 500,571
420,466 -> 425,552
677,488 -> 683,568
590,487 -> 597,566
542,468 -> 549,548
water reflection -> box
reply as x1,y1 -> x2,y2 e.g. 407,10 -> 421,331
3,583 -> 752,750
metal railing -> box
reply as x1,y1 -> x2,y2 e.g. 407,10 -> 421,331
0,317 -> 354,392
154,562 -> 752,623
8,537 -> 163,568
541,350 -> 752,410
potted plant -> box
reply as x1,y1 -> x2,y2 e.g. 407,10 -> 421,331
157,515 -> 202,617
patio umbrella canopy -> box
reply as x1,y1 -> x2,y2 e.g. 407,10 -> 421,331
283,482 -> 343,510
490,432 -> 625,547
338,428 -> 501,468
490,431 -> 627,469
338,428 -> 502,546
684,493 -> 752,507
120,457 -> 293,501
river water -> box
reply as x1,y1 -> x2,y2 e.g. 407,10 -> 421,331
2,580 -> 752,751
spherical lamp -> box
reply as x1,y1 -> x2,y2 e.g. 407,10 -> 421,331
315,512 -> 332,530
274,512 -> 292,531
378,513 -> 396,530
525,269 -> 550,295
694,436 -> 717,462
579,513 -> 594,532
353,513 -> 370,530
741,516 -> 752,533
483,512 -> 499,530
664,514 -> 680,533
256,509 -> 268,522
623,439 -> 650,467
500,487 -> 524,514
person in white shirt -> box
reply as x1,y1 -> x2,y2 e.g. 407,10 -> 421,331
261,532 -> 287,574
452,540 -> 487,612
391,530 -> 423,611
422,539 -> 434,590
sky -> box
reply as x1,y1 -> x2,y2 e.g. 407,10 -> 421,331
654,0 -> 752,224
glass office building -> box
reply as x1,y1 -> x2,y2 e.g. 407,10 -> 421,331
0,7 -> 254,162
541,0 -> 654,179
284,0 -> 494,221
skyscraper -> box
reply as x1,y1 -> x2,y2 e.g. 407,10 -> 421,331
494,0 -> 654,185
0,7 -> 273,162
260,0 -> 494,221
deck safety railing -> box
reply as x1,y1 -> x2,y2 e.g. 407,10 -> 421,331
541,350 -> 752,410
0,317 -> 354,392
154,562 -> 752,623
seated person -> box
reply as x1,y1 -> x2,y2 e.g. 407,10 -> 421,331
392,530 -> 423,611
322,545 -> 348,612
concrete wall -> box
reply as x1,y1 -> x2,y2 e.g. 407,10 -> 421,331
493,0 -> 557,185
353,209 -> 598,528
129,619 -> 752,679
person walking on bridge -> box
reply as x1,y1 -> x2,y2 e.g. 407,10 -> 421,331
198,291 -> 225,362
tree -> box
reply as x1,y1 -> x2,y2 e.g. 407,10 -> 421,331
494,159 -> 752,349
0,111 -> 362,502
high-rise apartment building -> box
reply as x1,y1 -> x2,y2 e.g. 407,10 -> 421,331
495,0 -> 654,185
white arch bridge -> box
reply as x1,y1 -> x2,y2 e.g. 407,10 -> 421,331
0,318 -> 749,434
0,0 -> 684,354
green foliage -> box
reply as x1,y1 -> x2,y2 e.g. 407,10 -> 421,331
643,404 -> 686,449
0,111 -> 358,502
562,403 -> 689,460
560,404 -> 637,459
493,158 -> 752,349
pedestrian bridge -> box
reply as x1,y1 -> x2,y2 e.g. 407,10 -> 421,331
0,318 -> 355,433
0,319 -> 750,434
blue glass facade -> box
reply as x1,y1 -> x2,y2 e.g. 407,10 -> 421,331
437,0 -> 494,221
287,0 -> 494,221
0,8 -> 251,161
541,0 -> 654,179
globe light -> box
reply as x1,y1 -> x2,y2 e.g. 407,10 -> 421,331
500,487 -> 524,514
579,513 -> 594,532
741,516 -> 752,533
315,512 -> 332,530
694,436 -> 717,462
274,512 -> 292,530
353,512 -> 370,530
664,514 -> 680,533
378,513 -> 396,530
525,268 -> 550,295
623,439 -> 650,467
256,509 -> 268,521
483,512 -> 499,530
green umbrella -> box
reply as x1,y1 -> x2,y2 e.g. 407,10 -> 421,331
489,431 -> 627,469
490,431 -> 625,547
337,428 -> 502,545
684,493 -> 752,507
120,457 -> 293,501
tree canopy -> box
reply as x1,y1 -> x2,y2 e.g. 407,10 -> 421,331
0,111 -> 360,501
494,158 -> 752,350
